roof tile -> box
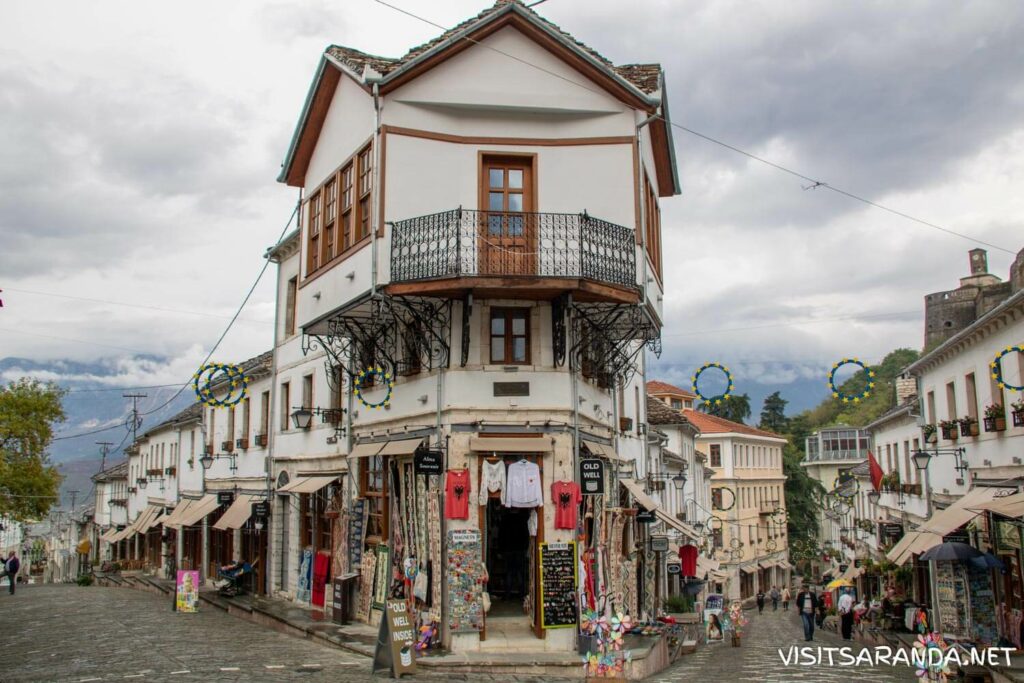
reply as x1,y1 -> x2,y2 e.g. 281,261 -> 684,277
681,409 -> 783,439
646,380 -> 697,398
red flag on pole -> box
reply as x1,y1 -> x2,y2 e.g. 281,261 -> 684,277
868,450 -> 883,492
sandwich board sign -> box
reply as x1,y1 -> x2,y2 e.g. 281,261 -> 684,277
372,598 -> 416,678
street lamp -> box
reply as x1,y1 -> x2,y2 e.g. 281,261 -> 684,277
912,450 -> 932,471
291,407 -> 314,430
200,453 -> 236,472
672,472 -> 687,492
867,490 -> 880,505
137,477 -> 147,490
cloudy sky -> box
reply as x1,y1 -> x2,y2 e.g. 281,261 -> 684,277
2,0 -> 1023,412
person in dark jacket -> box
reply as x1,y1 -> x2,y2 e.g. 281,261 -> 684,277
795,585 -> 818,641
5,551 -> 20,595
756,590 -> 766,614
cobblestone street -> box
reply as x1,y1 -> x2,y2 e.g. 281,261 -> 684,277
658,605 -> 920,682
3,585 -> 926,682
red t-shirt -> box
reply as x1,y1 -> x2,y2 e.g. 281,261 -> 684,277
445,469 -> 471,519
679,544 -> 698,577
551,481 -> 582,529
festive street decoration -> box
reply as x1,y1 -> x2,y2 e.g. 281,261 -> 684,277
991,346 -> 1024,392
192,362 -> 249,408
828,358 -> 875,404
691,362 -> 734,405
912,632 -> 951,682
581,608 -> 634,678
354,366 -> 395,409
832,473 -> 860,498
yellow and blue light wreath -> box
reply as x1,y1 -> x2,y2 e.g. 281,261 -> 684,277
691,362 -> 734,406
991,345 -> 1024,392
354,365 -> 395,409
193,362 -> 249,408
828,358 -> 875,404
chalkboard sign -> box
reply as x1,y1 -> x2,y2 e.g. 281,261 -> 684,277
372,598 -> 417,678
539,541 -> 577,629
217,491 -> 234,505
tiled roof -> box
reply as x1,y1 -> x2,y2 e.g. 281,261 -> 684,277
647,394 -> 685,424
327,0 -> 661,94
682,409 -> 784,440
92,460 -> 128,483
646,380 -> 697,398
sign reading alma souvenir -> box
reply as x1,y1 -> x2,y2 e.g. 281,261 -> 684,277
414,448 -> 443,476
217,491 -> 234,506
636,509 -> 656,524
579,458 -> 604,495
372,598 -> 417,677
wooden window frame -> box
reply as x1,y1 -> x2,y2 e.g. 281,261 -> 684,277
302,140 -> 373,279
285,276 -> 298,337
361,455 -> 388,547
489,307 -> 530,365
242,397 -> 251,444
280,382 -> 290,432
302,373 -> 314,410
259,390 -> 270,438
643,173 -> 663,282
709,444 -> 721,468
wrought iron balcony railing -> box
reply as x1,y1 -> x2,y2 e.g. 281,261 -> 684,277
390,209 -> 637,288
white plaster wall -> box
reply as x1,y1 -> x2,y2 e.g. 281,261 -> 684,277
383,27 -> 636,139
305,73 -> 376,191
918,317 -> 1024,494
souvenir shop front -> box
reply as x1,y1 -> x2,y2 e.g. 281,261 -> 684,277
338,429 -> 688,659
277,471 -> 346,609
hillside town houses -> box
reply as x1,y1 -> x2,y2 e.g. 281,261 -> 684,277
35,1 -> 792,667
802,247 -> 1024,647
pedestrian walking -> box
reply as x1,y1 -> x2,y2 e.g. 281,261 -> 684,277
838,591 -> 855,640
5,551 -> 20,595
770,585 -> 780,611
782,586 -> 791,611
756,589 -> 765,614
795,584 -> 817,641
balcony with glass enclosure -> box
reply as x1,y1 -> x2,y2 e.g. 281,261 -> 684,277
801,427 -> 870,465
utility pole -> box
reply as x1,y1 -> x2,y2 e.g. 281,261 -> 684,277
96,441 -> 114,473
69,490 -> 79,514
123,393 -> 147,445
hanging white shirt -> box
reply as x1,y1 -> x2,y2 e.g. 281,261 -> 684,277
478,459 -> 507,505
505,460 -> 543,508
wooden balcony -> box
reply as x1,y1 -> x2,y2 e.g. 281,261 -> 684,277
387,209 -> 639,303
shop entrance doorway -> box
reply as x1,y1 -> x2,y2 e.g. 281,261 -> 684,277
478,453 -> 545,643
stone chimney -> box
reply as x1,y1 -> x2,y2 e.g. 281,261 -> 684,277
895,373 -> 917,405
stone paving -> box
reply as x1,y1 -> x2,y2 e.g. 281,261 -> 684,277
656,604 -> 920,682
2,585 -> 928,682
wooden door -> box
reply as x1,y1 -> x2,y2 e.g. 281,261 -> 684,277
480,157 -> 535,276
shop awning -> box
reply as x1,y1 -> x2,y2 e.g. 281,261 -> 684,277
347,442 -> 384,459
469,436 -> 552,452
698,556 -> 721,574
845,565 -> 864,580
886,531 -> 922,565
967,491 -> 1024,518
278,475 -> 337,494
121,505 -> 159,540
740,565 -> 757,575
108,527 -> 132,543
621,478 -> 660,512
778,559 -> 793,570
161,499 -> 194,527
212,494 -> 258,531
759,561 -> 775,569
917,487 -> 1001,536
709,569 -> 730,581
377,438 -> 424,456
100,527 -> 120,542
581,439 -> 623,461
175,494 -> 219,528
139,508 -> 165,533
654,509 -> 701,542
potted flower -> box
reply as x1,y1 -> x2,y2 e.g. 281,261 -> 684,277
959,415 -> 980,437
984,403 -> 1007,432
1013,399 -> 1024,428
922,423 -> 938,444
939,419 -> 959,440
881,470 -> 901,492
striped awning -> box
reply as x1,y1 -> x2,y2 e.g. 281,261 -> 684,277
160,499 -> 194,527
278,475 -> 337,494
175,494 -> 219,528
100,527 -> 121,542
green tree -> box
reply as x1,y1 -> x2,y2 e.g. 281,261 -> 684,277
784,442 -> 824,549
700,392 -> 752,424
759,391 -> 788,433
0,379 -> 65,521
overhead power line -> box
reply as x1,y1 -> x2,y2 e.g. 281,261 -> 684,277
373,0 -> 1016,255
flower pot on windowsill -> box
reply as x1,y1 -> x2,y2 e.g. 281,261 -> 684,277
984,417 -> 1007,432
940,425 -> 959,440
959,420 -> 980,437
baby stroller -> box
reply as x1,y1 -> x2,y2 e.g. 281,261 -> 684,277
216,558 -> 258,597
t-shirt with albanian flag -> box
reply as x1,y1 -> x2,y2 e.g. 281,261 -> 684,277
445,469 -> 471,519
551,481 -> 582,529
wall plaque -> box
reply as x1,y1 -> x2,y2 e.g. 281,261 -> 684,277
493,381 -> 530,397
